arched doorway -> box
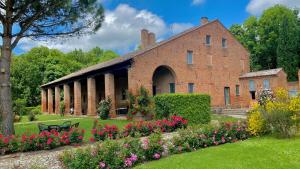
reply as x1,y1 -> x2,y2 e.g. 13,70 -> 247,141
152,66 -> 176,95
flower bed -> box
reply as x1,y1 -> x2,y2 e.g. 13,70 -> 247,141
91,116 -> 188,141
0,128 -> 85,155
60,121 -> 249,169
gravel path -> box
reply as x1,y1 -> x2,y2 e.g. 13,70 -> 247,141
0,132 -> 177,169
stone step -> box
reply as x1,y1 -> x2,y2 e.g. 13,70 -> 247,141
221,108 -> 249,115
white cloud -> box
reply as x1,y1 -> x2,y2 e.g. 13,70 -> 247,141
170,23 -> 194,34
246,0 -> 300,15
17,4 -> 195,55
191,0 -> 205,6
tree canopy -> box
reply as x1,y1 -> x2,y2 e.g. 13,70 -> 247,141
230,5 -> 300,81
11,46 -> 119,108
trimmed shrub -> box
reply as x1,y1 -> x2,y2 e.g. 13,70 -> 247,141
154,94 -> 211,124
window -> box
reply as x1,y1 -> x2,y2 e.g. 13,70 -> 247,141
263,79 -> 270,89
249,80 -> 255,91
187,51 -> 193,64
236,85 -> 240,96
222,38 -> 227,48
289,89 -> 298,97
188,83 -> 194,93
169,83 -> 175,93
206,35 -> 211,45
250,91 -> 256,100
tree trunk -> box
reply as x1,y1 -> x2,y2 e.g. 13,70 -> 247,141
0,36 -> 14,136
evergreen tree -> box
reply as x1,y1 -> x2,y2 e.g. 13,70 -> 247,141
277,17 -> 299,81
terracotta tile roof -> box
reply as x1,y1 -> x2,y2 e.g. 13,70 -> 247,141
41,20 -> 219,87
239,68 -> 283,78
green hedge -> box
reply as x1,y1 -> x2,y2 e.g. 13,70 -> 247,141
154,93 -> 211,124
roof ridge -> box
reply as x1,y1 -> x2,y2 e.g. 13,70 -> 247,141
41,20 -> 219,87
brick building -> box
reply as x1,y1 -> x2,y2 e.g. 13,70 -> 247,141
40,17 -> 299,116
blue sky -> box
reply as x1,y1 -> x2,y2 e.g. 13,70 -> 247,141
15,0 -> 300,55
102,0 -> 250,28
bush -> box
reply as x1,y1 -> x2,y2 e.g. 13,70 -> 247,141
98,98 -> 112,120
122,115 -> 188,137
91,124 -> 119,141
0,129 -> 85,155
248,88 -> 299,138
13,98 -> 27,116
60,101 -> 65,116
32,106 -> 42,115
127,87 -> 154,119
257,89 -> 274,107
28,112 -> 37,121
154,94 -> 211,124
264,101 -> 296,138
60,122 -> 248,169
247,110 -> 267,136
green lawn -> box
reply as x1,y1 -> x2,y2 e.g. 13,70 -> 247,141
211,114 -> 242,122
14,114 -> 130,141
135,136 -> 300,169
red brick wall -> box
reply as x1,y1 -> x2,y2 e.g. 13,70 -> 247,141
128,21 -> 250,108
239,70 -> 288,107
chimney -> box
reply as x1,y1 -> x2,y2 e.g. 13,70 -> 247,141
140,29 -> 156,49
200,17 -> 209,25
141,29 -> 149,49
148,32 -> 156,46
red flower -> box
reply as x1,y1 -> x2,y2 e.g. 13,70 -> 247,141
3,137 -> 9,144
108,133 -> 112,138
30,134 -> 36,140
47,138 -> 53,145
78,136 -> 83,140
0,134 -> 3,139
65,139 -> 70,144
89,137 -> 95,142
91,128 -> 97,135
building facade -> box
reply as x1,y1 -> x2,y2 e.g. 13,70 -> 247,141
40,17 -> 299,116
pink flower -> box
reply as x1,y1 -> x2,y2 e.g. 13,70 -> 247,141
91,128 -> 97,135
124,158 -> 133,167
221,136 -> 226,143
130,154 -> 138,162
99,162 -> 106,168
78,135 -> 83,140
153,153 -> 161,159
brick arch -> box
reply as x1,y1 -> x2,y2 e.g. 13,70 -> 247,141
152,65 -> 177,95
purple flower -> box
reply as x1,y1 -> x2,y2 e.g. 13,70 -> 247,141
99,162 -> 106,168
153,153 -> 161,159
130,154 -> 138,162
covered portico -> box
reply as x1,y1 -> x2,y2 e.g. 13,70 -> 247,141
40,58 -> 132,117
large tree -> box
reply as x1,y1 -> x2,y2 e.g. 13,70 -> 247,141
0,0 -> 104,135
230,5 -> 300,79
11,46 -> 118,108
